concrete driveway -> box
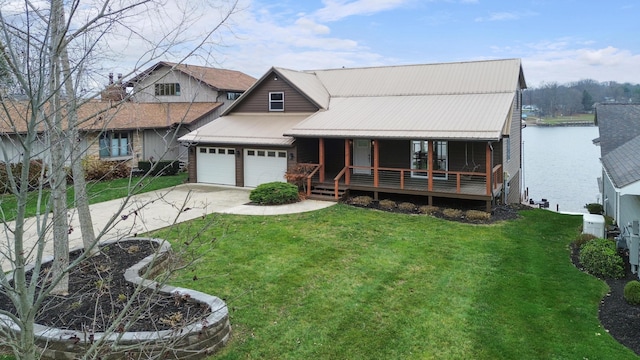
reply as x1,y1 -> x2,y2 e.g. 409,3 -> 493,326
1,183 -> 334,269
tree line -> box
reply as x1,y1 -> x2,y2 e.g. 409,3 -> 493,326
524,79 -> 640,117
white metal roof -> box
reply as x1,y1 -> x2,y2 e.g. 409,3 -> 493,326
179,113 -> 310,146
285,92 -> 516,140
308,58 -> 525,97
275,67 -> 330,109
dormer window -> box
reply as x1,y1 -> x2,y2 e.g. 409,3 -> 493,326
269,92 -> 284,111
227,92 -> 243,100
155,83 -> 181,96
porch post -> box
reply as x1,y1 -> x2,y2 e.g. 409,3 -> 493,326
427,140 -> 433,192
485,142 -> 492,196
319,138 -> 325,183
345,139 -> 351,185
373,139 -> 379,187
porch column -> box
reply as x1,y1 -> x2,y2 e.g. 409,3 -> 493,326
373,139 -> 379,187
319,138 -> 325,183
485,142 -> 492,196
344,139 -> 351,185
427,140 -> 433,192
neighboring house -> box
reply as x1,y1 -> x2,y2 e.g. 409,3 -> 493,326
180,59 -> 527,210
0,62 -> 256,167
594,103 -> 640,231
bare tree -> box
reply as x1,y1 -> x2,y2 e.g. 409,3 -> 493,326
0,1 -> 239,358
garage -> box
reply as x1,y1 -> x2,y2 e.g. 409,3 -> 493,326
244,149 -> 288,187
196,146 -> 236,185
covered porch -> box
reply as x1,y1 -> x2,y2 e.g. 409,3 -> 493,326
296,138 -> 504,211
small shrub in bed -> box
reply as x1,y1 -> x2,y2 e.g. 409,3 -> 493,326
442,208 -> 463,219
418,205 -> 439,215
573,233 -> 597,248
349,196 -> 373,207
585,203 -> 604,215
378,199 -> 397,210
579,238 -> 624,279
624,281 -> 640,305
249,182 -> 299,205
398,202 -> 416,212
465,210 -> 490,221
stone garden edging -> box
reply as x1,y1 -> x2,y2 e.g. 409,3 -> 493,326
0,237 -> 230,360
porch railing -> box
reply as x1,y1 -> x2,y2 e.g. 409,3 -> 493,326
331,164 -> 503,198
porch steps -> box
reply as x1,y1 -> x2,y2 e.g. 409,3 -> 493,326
309,183 -> 348,201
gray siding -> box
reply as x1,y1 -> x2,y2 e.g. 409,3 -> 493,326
504,91 -> 523,203
232,71 -> 319,113
620,195 -> 640,234
131,67 -> 222,103
604,172 -> 617,217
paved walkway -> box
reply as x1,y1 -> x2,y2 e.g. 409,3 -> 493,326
1,184 -> 334,269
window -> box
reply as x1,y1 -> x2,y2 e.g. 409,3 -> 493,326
99,132 -> 131,158
410,140 -> 448,179
154,83 -> 181,96
227,92 -> 243,100
269,92 -> 284,111
506,137 -> 511,162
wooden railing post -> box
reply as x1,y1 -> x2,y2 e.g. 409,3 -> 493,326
319,138 -> 325,183
485,142 -> 491,195
373,140 -> 379,187
345,139 -> 351,185
427,140 -> 433,191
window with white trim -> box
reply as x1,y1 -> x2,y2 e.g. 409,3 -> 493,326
269,92 -> 284,111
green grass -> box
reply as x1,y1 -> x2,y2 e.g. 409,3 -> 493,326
535,113 -> 595,124
152,205 -> 638,359
0,173 -> 187,221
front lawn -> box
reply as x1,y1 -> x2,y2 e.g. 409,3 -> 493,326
154,206 -> 638,359
0,173 -> 187,221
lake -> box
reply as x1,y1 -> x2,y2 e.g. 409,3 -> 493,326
522,125 -> 601,214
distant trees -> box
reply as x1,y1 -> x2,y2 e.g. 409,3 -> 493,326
525,79 -> 640,117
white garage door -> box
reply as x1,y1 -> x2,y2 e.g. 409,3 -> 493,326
196,147 -> 236,185
244,149 -> 288,187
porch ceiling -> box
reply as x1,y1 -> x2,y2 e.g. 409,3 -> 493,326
285,92 -> 514,140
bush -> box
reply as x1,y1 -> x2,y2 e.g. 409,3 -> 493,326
82,156 -> 131,181
585,203 -> 603,215
624,281 -> 640,305
442,208 -> 463,219
249,182 -> 299,205
465,210 -> 491,221
579,238 -> 624,279
138,160 -> 180,176
0,160 -> 46,193
378,199 -> 397,210
349,196 -> 373,207
398,202 -> 416,212
573,233 -> 597,248
418,205 -> 439,215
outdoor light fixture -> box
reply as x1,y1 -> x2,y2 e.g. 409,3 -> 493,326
289,152 -> 295,160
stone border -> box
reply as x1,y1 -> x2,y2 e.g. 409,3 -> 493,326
0,237 -> 230,360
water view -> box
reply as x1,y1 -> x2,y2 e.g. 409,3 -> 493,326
522,125 -> 601,214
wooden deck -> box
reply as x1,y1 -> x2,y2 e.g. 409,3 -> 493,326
306,164 -> 504,208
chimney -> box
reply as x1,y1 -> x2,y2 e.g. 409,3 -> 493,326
117,73 -> 123,83
108,72 -> 114,85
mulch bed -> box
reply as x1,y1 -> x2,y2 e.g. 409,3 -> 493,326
0,240 -> 209,333
571,245 -> 640,356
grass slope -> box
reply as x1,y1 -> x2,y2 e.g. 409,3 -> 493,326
155,205 -> 637,359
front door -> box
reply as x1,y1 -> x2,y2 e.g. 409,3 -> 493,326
353,139 -> 371,175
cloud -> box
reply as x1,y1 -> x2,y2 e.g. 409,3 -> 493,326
314,0 -> 409,22
523,46 -> 640,86
475,10 -> 537,22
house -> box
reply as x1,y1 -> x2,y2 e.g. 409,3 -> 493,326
0,62 -> 256,167
594,103 -> 640,231
179,59 -> 527,211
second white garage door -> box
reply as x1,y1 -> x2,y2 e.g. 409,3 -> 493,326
196,147 -> 236,185
244,149 -> 288,187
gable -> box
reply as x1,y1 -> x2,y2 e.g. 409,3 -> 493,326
229,71 -> 320,114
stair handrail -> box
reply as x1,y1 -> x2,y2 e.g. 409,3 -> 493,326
333,167 -> 348,200
305,164 -> 322,197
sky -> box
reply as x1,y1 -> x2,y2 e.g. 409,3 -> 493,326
105,0 -> 640,88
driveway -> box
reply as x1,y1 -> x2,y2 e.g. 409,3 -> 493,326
1,183 -> 334,269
